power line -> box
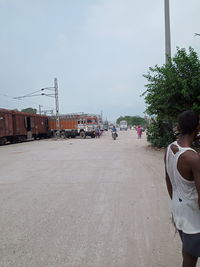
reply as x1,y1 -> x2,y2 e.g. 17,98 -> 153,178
13,78 -> 60,129
0,93 -> 16,99
0,92 -> 54,111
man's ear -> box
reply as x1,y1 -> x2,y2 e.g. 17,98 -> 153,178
195,125 -> 200,137
177,125 -> 181,133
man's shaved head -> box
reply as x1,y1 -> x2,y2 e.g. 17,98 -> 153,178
178,110 -> 199,135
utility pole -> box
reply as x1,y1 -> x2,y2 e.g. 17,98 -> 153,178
54,78 -> 60,131
41,109 -> 54,115
164,0 -> 171,64
39,104 -> 43,114
14,78 -> 60,132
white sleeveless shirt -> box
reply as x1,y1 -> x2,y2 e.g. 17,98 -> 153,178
166,141 -> 200,234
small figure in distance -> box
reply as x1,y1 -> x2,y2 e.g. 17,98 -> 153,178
100,128 -> 104,136
111,125 -> 117,133
164,110 -> 200,267
95,126 -> 100,138
111,125 -> 118,140
136,125 -> 143,139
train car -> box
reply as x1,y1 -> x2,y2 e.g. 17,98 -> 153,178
0,109 -> 13,144
0,109 -> 49,145
31,114 -> 49,139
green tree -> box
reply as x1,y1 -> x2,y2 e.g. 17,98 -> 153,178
116,116 -> 147,127
21,107 -> 37,114
146,118 -> 176,148
143,47 -> 200,147
143,47 -> 200,119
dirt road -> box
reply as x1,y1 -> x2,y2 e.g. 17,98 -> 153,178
0,131 -> 198,267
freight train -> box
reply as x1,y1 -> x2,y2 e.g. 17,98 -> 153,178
0,109 -> 49,145
0,109 -> 102,145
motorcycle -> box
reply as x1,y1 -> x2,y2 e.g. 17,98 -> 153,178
112,131 -> 118,140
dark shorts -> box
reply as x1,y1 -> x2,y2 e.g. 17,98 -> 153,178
179,230 -> 200,257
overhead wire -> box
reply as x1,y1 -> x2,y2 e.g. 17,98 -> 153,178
17,89 -> 43,97
0,92 -> 54,111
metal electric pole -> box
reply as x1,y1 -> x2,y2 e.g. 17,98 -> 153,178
164,0 -> 171,64
39,104 -> 43,114
54,78 -> 60,131
14,78 -> 60,133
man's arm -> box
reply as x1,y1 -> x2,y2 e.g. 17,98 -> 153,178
164,149 -> 172,199
191,153 -> 200,209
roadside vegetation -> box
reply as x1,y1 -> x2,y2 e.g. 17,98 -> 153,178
116,116 -> 147,127
12,107 -> 37,114
143,47 -> 200,148
21,107 -> 37,114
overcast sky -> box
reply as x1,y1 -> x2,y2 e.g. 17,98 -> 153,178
0,0 -> 200,121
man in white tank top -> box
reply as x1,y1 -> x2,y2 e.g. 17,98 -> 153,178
165,110 -> 200,267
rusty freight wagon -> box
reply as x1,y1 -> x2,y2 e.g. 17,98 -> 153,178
0,109 -> 13,144
0,109 -> 49,145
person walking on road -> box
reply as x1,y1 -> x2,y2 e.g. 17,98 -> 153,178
164,110 -> 200,267
136,125 -> 143,139
95,126 -> 100,138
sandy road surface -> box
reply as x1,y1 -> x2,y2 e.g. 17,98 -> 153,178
0,131 -> 199,267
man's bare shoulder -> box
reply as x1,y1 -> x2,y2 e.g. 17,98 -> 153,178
181,150 -> 200,166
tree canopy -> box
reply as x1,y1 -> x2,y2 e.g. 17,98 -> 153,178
21,107 -> 37,114
143,47 -> 200,121
143,47 -> 200,147
116,116 -> 147,127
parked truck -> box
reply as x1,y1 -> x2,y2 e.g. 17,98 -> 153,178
49,113 -> 101,138
119,120 -> 128,131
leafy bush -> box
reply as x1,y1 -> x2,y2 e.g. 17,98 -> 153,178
146,119 -> 176,148
143,47 -> 200,147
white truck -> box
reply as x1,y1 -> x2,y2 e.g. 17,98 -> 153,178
119,120 -> 128,131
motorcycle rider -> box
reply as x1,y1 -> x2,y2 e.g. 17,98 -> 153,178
111,125 -> 118,139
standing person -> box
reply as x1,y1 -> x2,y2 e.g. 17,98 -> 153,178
100,128 -> 104,136
95,126 -> 100,138
136,125 -> 143,139
164,110 -> 200,267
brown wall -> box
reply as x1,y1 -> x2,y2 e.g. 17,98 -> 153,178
12,114 -> 27,135
32,116 -> 48,134
0,109 -> 49,138
0,110 -> 13,138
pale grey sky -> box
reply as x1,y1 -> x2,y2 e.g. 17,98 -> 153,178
0,0 -> 200,121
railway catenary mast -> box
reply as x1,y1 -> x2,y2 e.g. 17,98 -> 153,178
13,78 -> 60,129
164,0 -> 171,64
54,78 -> 60,131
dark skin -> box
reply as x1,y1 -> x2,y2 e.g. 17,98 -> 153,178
164,129 -> 200,206
164,127 -> 200,267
